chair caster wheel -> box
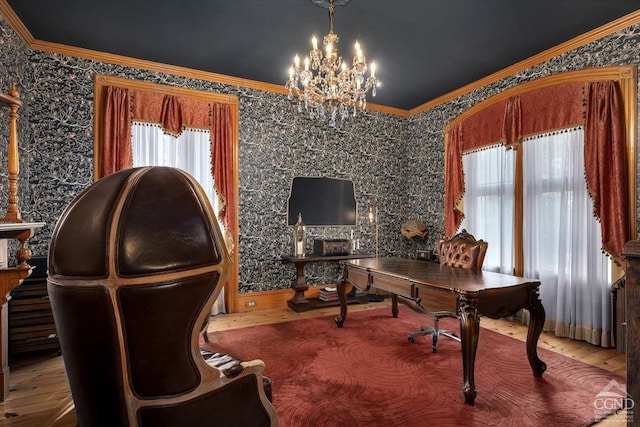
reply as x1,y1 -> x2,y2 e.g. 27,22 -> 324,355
408,337 -> 415,343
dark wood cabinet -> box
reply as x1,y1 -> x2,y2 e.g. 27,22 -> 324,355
611,276 -> 626,353
9,256 -> 59,360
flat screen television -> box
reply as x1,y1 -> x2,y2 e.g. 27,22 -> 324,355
287,176 -> 357,226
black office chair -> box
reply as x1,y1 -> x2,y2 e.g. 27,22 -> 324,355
407,229 -> 488,352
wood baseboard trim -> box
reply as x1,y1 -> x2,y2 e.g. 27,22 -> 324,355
235,287 -> 321,312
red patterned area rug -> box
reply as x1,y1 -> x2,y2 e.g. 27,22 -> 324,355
201,307 -> 624,427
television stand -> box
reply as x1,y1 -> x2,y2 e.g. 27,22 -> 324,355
282,253 -> 375,312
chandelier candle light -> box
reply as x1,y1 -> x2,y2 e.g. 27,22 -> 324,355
286,0 -> 379,127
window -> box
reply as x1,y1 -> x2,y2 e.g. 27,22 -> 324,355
131,124 -> 217,214
461,128 -> 611,346
94,75 -> 240,312
461,146 -> 514,274
449,68 -> 637,348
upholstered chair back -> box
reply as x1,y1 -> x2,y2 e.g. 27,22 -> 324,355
47,167 -> 278,427
436,229 -> 488,270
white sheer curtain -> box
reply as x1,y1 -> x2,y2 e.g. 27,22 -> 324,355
522,128 -> 611,346
461,146 -> 515,274
460,129 -> 611,347
131,123 -> 226,315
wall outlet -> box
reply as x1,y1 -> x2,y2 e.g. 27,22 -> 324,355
245,301 -> 257,307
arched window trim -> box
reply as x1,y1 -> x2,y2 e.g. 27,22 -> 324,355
444,66 -> 637,271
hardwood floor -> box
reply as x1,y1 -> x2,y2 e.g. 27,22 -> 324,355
0,300 -> 627,426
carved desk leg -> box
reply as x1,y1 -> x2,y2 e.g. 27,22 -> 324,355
526,286 -> 547,377
335,274 -> 349,328
459,295 -> 479,405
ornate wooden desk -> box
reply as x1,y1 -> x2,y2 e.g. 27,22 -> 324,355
335,257 -> 546,405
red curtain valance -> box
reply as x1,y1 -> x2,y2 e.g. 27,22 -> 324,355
132,90 -> 211,134
460,83 -> 584,153
519,83 -> 583,138
445,80 -> 628,263
459,100 -> 506,151
100,85 -> 236,245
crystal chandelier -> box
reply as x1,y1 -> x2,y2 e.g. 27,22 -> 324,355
285,0 -> 379,127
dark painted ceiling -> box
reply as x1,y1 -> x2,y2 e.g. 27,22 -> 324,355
6,0 -> 640,110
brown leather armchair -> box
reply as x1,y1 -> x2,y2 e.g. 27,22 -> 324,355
407,229 -> 488,352
47,167 -> 279,427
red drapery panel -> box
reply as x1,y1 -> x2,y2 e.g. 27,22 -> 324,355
584,81 -> 629,263
502,96 -> 522,148
212,103 -> 235,237
445,124 -> 464,236
100,86 -> 132,178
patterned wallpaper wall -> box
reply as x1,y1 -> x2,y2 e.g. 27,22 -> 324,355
1,16 -> 639,293
0,17 -> 415,292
